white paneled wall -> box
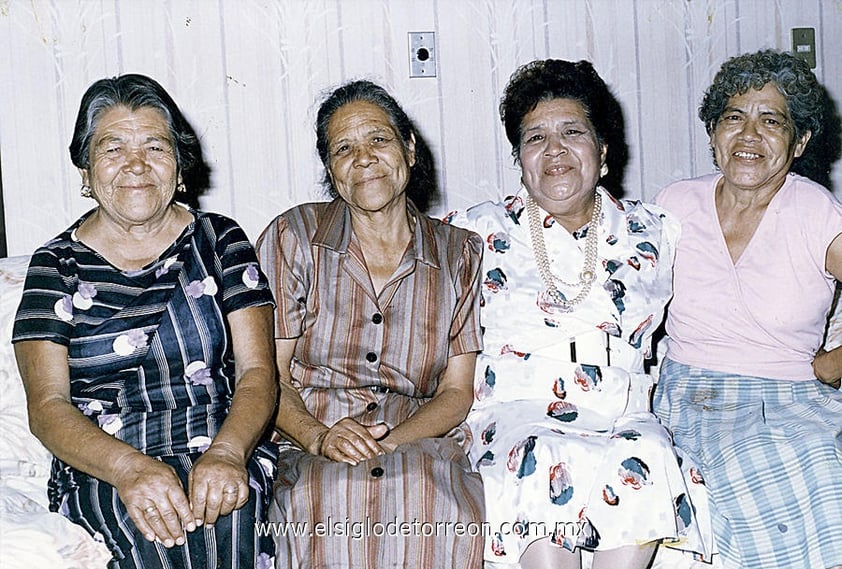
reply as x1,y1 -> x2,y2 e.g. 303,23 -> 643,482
1,0 -> 840,256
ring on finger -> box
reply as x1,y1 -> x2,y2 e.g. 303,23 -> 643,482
223,487 -> 238,495
144,506 -> 156,513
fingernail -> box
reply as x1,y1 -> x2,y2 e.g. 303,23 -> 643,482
176,537 -> 185,546
164,539 -> 175,548
186,522 -> 196,532
195,519 -> 204,527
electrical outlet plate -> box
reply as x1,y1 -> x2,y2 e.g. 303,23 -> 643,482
791,27 -> 816,69
409,32 -> 436,78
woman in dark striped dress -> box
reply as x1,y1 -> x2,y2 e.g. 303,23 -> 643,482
12,74 -> 278,569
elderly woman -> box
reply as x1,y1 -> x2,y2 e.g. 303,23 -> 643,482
448,59 -> 713,569
12,74 -> 278,568
654,49 -> 842,569
255,80 -> 485,568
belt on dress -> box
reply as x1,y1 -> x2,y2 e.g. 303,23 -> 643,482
563,330 -> 637,368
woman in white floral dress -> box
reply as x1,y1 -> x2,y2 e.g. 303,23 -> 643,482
448,59 -> 713,569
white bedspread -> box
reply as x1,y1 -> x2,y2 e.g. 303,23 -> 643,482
0,255 -> 110,568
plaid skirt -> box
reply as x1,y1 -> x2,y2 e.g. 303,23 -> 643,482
654,358 -> 842,569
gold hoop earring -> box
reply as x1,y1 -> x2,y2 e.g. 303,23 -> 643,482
177,182 -> 186,193
80,185 -> 92,198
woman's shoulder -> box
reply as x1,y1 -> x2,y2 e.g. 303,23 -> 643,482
268,201 -> 335,231
28,212 -> 95,265
614,195 -> 672,224
605,193 -> 680,245
785,174 -> 842,206
190,208 -> 259,249
422,213 -> 484,261
256,201 -> 335,245
657,173 -> 718,198
652,174 -> 719,219
192,208 -> 244,230
444,195 -> 524,235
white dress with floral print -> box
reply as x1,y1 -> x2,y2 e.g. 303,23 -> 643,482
448,188 -> 713,563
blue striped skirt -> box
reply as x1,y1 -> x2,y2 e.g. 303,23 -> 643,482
56,450 -> 276,569
654,358 -> 842,569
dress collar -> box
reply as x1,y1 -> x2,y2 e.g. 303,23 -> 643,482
311,198 -> 441,270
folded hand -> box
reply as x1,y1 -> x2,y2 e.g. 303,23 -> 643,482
113,452 -> 196,547
316,419 -> 389,465
188,444 -> 249,528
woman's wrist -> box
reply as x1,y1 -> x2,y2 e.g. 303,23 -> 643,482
813,348 -> 842,387
307,427 -> 330,456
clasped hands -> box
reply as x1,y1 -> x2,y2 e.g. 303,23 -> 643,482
310,418 -> 393,465
113,445 -> 248,548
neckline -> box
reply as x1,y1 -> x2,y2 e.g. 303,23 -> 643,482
712,173 -> 790,268
70,205 -> 198,275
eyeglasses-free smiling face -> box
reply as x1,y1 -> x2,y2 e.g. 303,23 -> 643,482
81,105 -> 181,228
711,82 -> 811,197
518,98 -> 606,221
326,100 -> 416,216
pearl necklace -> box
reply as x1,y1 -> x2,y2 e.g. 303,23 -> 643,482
526,191 -> 602,309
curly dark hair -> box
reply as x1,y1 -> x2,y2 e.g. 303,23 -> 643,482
69,74 -> 209,205
499,59 -> 628,196
700,49 -> 822,139
315,80 -> 437,212
700,50 -> 831,180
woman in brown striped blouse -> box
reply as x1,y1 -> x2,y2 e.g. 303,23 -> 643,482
256,80 -> 486,568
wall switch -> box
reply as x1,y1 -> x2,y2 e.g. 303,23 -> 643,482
791,27 -> 816,68
409,32 -> 436,78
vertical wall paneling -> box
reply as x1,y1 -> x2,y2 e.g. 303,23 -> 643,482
1,0 -> 840,255
1,2 -> 71,242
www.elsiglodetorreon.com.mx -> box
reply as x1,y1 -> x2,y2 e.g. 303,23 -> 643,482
255,517 -> 588,541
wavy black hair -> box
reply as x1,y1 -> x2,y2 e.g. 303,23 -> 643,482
499,59 -> 628,197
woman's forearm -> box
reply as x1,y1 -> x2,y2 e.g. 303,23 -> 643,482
273,376 -> 330,454
381,352 -> 477,450
16,341 -> 146,484
273,338 -> 330,454
382,385 -> 473,449
208,305 -> 279,460
208,369 -> 278,461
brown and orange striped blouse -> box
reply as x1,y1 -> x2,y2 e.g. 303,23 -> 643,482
256,198 -> 483,429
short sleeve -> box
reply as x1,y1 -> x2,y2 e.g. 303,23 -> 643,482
212,217 -> 275,315
447,230 -> 484,356
641,200 -> 681,282
12,248 -> 76,345
255,215 -> 308,339
800,181 -> 842,275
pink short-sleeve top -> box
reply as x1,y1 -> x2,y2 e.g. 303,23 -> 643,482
655,173 -> 842,380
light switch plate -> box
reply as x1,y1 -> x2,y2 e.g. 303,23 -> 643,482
792,27 -> 816,69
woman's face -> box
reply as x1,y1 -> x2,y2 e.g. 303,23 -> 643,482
711,82 -> 811,195
326,100 -> 415,215
518,98 -> 606,218
81,105 -> 180,226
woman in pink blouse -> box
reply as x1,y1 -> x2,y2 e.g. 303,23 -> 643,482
256,80 -> 485,568
654,50 -> 842,569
